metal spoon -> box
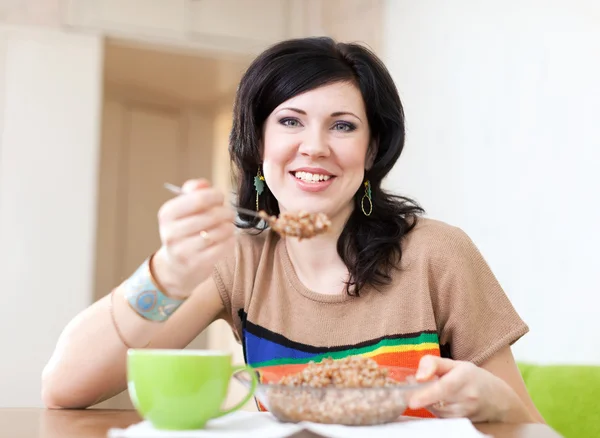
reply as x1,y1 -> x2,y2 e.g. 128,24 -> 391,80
164,183 -> 331,240
163,182 -> 266,220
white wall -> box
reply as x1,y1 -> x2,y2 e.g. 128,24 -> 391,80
0,27 -> 103,406
384,0 -> 600,365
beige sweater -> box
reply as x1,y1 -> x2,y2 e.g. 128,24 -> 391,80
213,217 -> 528,417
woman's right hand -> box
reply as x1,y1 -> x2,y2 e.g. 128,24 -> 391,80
151,179 -> 237,298
41,178 -> 235,409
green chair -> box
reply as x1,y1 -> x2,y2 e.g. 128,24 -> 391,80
518,362 -> 600,438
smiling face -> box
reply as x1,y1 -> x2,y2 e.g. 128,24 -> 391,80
261,81 -> 372,223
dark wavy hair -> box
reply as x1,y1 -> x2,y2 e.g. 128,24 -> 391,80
229,36 -> 424,296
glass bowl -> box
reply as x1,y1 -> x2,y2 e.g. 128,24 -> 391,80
234,364 -> 435,426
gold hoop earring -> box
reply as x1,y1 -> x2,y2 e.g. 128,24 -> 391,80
254,167 -> 265,211
361,180 -> 373,216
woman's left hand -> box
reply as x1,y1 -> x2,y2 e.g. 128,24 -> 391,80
408,355 -> 521,423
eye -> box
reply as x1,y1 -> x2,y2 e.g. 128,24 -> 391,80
332,121 -> 356,132
279,118 -> 302,128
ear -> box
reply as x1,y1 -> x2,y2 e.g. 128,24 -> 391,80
365,138 -> 378,170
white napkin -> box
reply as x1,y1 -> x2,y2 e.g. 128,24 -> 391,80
107,411 -> 488,438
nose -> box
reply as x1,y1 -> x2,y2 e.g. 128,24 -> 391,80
298,126 -> 330,158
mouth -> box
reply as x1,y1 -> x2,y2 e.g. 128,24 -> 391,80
291,171 -> 335,184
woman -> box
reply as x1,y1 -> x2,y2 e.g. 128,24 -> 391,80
42,37 -> 544,423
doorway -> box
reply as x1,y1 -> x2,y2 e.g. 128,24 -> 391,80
92,38 -> 250,409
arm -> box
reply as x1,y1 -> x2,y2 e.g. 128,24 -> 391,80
41,276 -> 225,409
479,346 -> 545,423
41,179 -> 236,409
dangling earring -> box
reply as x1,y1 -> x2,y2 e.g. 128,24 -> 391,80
254,167 -> 265,211
361,180 -> 373,216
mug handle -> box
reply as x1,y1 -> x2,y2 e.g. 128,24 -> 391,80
214,365 -> 258,418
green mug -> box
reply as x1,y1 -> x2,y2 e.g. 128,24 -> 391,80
127,349 -> 258,430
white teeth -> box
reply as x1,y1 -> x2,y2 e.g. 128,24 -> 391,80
294,171 -> 331,183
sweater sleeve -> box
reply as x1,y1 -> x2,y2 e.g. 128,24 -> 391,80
430,226 -> 529,365
212,231 -> 265,342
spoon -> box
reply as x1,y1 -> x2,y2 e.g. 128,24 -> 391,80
163,182 -> 265,220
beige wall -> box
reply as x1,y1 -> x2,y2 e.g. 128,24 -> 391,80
0,26 -> 103,407
0,0 -> 62,27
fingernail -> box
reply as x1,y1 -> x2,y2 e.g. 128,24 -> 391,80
416,367 -> 430,380
181,183 -> 195,193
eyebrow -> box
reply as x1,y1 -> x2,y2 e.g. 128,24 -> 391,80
280,107 -> 362,123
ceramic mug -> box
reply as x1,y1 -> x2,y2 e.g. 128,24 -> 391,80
127,349 -> 257,430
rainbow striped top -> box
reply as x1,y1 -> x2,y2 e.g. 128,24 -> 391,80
213,218 -> 529,419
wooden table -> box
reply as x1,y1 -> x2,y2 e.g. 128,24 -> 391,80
0,408 -> 563,438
